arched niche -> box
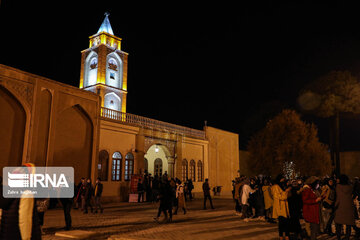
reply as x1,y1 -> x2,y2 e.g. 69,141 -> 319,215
104,92 -> 121,111
84,51 -> 98,87
52,104 -> 93,182
0,85 -> 26,170
106,52 -> 122,89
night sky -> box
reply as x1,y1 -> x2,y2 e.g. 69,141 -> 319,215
2,1 -> 360,149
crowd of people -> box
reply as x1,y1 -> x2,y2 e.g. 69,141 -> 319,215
136,171 -> 195,203
2,163 -> 360,240
136,171 -> 214,223
152,176 -> 215,223
232,173 -> 360,240
75,177 -> 104,214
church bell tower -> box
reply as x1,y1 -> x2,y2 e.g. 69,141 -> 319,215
79,13 -> 128,113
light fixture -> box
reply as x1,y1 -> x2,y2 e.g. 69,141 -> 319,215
155,145 -> 159,153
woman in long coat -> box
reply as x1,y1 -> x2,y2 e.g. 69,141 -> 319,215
302,176 -> 321,240
174,180 -> 186,215
271,174 -> 291,240
0,164 -> 42,240
334,174 -> 356,239
262,179 -> 274,222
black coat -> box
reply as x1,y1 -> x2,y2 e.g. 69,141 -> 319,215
202,182 -> 211,196
334,184 -> 356,225
84,183 -> 94,199
159,183 -> 172,208
95,182 -> 103,197
137,182 -> 144,192
288,187 -> 303,233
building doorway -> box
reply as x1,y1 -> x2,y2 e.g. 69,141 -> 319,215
144,144 -> 172,177
154,158 -> 163,176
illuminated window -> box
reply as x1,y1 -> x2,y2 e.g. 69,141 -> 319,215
111,152 -> 122,181
189,160 -> 195,181
197,160 -> 203,182
182,159 -> 188,182
125,153 -> 134,181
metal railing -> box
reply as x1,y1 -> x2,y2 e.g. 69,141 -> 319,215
100,107 -> 206,139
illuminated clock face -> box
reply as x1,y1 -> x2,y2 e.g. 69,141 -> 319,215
90,58 -> 98,69
108,58 -> 117,71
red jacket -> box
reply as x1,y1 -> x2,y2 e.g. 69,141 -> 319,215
301,186 -> 320,224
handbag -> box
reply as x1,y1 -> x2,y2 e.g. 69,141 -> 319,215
36,198 -> 50,212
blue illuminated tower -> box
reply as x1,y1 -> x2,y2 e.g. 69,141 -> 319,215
79,13 -> 128,113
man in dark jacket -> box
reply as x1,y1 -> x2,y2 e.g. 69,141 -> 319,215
188,179 -> 194,200
76,178 -> 85,210
288,181 -> 303,239
59,195 -> 73,230
94,178 -> 103,213
137,179 -> 145,203
154,180 -> 173,223
202,178 -> 214,210
83,178 -> 94,214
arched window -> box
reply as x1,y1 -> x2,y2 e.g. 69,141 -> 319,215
189,160 -> 195,181
111,152 -> 122,181
125,153 -> 134,181
84,51 -> 98,87
182,159 -> 188,182
154,158 -> 163,177
98,150 -> 109,181
197,160 -> 203,182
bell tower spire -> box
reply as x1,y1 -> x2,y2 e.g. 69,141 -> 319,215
79,13 -> 128,113
97,12 -> 114,35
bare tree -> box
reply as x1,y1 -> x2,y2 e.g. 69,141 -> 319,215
298,70 -> 360,174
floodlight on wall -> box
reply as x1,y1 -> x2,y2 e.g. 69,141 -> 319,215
155,145 -> 159,153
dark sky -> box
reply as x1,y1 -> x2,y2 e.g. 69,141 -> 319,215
2,1 -> 360,149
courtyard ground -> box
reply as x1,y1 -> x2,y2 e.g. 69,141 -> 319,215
42,198 -> 358,240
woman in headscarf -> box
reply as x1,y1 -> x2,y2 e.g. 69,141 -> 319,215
271,174 -> 291,240
240,177 -> 256,221
174,179 -> 186,215
262,178 -> 274,222
0,163 -> 42,240
302,176 -> 322,240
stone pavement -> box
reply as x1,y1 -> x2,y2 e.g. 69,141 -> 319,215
42,198 -> 358,240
